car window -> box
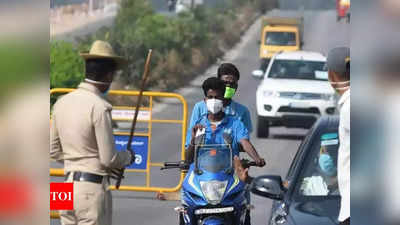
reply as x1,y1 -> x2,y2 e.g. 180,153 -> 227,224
268,60 -> 327,80
265,32 -> 296,46
295,131 -> 340,197
286,129 -> 312,180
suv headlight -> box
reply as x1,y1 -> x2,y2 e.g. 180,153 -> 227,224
321,93 -> 335,101
263,90 -> 280,98
200,180 -> 228,205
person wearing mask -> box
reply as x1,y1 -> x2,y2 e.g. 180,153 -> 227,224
185,77 -> 264,166
327,47 -> 350,225
50,40 -> 134,225
186,63 -> 252,149
319,146 -> 337,176
318,146 -> 339,194
186,77 -> 263,225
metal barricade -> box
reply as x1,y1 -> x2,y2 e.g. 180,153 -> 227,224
50,88 -> 188,218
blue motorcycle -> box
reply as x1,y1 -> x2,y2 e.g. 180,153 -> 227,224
162,144 -> 256,225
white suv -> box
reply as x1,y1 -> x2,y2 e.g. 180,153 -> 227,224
252,51 -> 337,138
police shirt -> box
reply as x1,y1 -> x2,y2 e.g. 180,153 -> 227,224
50,82 -> 131,176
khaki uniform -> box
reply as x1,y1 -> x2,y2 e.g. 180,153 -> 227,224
50,82 -> 131,225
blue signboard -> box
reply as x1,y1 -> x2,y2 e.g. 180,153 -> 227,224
114,135 -> 148,170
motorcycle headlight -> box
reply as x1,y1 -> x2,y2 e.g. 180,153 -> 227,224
263,90 -> 280,98
200,180 -> 228,205
321,93 -> 335,101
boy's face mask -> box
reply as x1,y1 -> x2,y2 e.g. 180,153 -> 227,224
224,86 -> 236,99
224,82 -> 238,99
206,98 -> 224,114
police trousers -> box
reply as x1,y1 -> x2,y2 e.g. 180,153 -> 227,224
60,174 -> 112,225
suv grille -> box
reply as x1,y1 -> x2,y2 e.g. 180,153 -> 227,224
279,92 -> 323,100
278,106 -> 320,114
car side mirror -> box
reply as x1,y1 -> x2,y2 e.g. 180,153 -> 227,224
251,175 -> 284,200
257,40 -> 261,45
300,41 -> 304,47
252,70 -> 264,79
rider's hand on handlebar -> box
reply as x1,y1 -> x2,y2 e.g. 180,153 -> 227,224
233,156 -> 249,183
255,157 -> 266,167
191,124 -> 205,140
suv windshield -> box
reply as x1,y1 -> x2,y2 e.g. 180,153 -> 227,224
295,131 -> 340,198
265,32 -> 296,46
196,144 -> 232,173
268,59 -> 327,80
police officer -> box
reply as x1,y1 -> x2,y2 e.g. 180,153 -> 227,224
50,40 -> 134,225
327,47 -> 350,225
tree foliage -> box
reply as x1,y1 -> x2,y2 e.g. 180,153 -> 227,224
50,41 -> 84,89
51,0 -> 261,93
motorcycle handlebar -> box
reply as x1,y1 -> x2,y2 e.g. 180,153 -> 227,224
164,162 -> 181,167
240,159 -> 257,169
161,160 -> 258,170
161,161 -> 190,170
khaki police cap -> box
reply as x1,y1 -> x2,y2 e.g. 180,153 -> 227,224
80,40 -> 127,69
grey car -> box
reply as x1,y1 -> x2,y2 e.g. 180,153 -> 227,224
251,116 -> 341,225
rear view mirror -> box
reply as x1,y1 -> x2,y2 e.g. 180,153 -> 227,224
252,70 -> 264,79
251,175 -> 284,200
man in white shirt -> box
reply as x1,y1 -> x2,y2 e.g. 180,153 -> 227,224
327,47 -> 350,225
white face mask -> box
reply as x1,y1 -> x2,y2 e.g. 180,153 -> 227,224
85,78 -> 111,96
333,86 -> 350,91
84,78 -> 111,85
329,80 -> 350,85
206,99 -> 224,114
329,80 -> 350,92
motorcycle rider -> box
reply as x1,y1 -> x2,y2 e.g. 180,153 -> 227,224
183,77 -> 263,225
186,63 -> 253,150
185,77 -> 264,166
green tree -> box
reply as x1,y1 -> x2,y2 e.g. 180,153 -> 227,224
50,41 -> 84,89
70,0 -> 259,92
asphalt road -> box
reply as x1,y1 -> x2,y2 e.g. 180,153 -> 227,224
51,7 -> 349,225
